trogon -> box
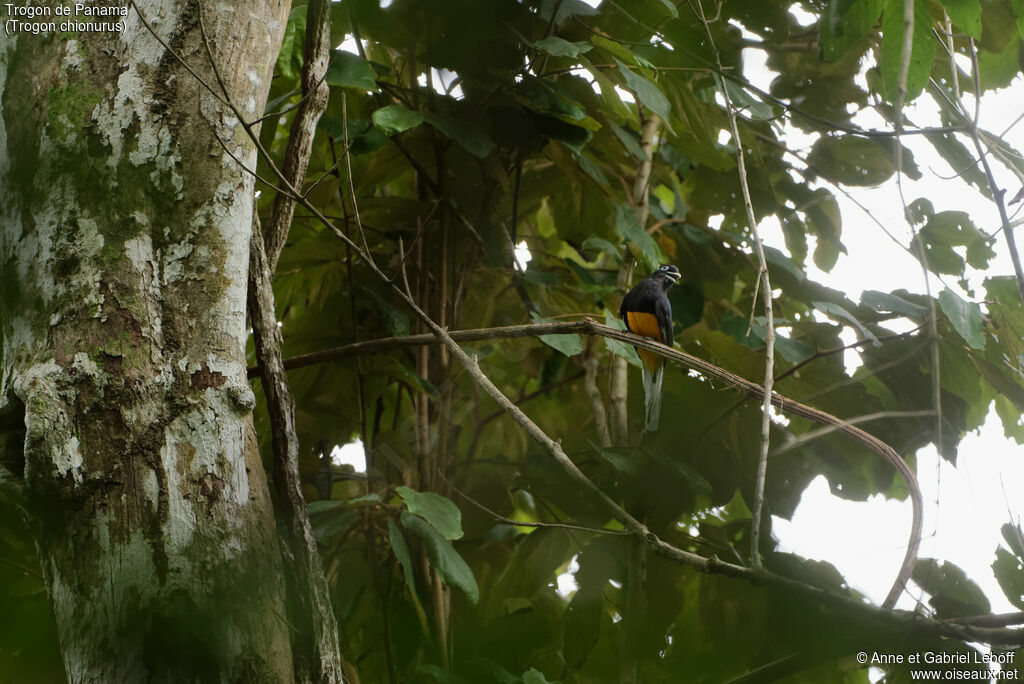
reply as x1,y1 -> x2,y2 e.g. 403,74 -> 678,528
619,264 -> 681,433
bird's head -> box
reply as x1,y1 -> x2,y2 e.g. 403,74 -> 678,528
652,264 -> 681,288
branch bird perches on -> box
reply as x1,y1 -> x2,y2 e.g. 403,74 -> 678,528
251,318 -> 923,610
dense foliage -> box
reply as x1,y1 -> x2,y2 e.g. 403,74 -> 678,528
5,0 -> 1024,681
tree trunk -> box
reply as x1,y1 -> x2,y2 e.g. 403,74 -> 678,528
0,1 -> 295,680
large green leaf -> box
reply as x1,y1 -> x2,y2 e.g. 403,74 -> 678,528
939,0 -> 982,38
913,558 -> 991,618
530,312 -> 584,357
372,104 -> 425,136
533,36 -> 593,58
615,59 -> 672,126
276,6 -> 307,81
325,49 -> 379,92
396,486 -> 464,540
819,0 -> 884,61
400,511 -> 479,605
613,203 -> 664,268
424,113 -> 494,159
880,0 -> 936,103
806,136 -> 919,186
938,289 -> 986,350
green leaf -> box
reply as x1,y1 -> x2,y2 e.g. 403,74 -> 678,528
358,286 -> 410,336
613,203 -> 664,268
571,149 -> 609,186
806,136 -> 907,186
533,36 -> 592,58
387,517 -> 431,634
812,301 -> 880,346
529,312 -> 584,357
581,236 -> 626,266
540,0 -> 599,23
307,500 -> 344,514
762,246 -> 804,282
802,189 -> 845,272
1004,523 -> 1024,558
372,104 -> 426,136
938,289 -> 986,350
311,510 -> 356,541
913,558 -> 991,618
609,122 -> 647,160
940,0 -> 982,38
276,6 -> 306,81
774,333 -> 814,364
819,0 -> 884,61
417,664 -> 472,684
993,547 -> 1024,609
924,131 -> 991,199
880,0 -> 936,103
325,49 -> 379,92
388,517 -> 417,593
1013,0 -> 1024,42
396,485 -> 464,540
401,511 -> 479,604
614,59 -> 672,126
861,290 -> 928,319
654,0 -> 679,17
604,309 -> 642,367
522,668 -> 560,684
563,587 -> 602,667
424,113 -> 494,159
590,35 -> 637,65
722,78 -> 776,122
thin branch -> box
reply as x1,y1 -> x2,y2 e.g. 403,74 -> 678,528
962,40 -> 1024,304
445,478 -> 629,535
694,0 -> 777,572
889,0 -> 935,612
262,0 -> 332,271
0,554 -> 42,579
250,315 -> 923,612
773,410 -> 936,457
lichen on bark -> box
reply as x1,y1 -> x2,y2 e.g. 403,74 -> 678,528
0,1 -> 298,680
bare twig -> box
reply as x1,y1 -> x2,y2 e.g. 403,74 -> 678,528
248,219 -> 343,682
887,0 -> 932,611
250,315 -> 923,610
963,40 -> 1024,304
263,0 -> 332,271
445,478 -> 629,535
773,410 -> 936,457
694,0 -> 777,572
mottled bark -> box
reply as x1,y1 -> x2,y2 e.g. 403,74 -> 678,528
0,1 -> 294,680
262,0 -> 331,272
249,221 -> 343,682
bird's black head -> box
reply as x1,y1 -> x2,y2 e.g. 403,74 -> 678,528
651,264 -> 681,289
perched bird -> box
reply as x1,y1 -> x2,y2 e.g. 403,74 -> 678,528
619,264 -> 681,433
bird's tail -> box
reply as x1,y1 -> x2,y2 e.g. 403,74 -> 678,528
641,363 -> 664,433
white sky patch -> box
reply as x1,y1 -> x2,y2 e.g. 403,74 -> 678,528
337,34 -> 362,56
514,240 -> 532,271
615,85 -> 636,104
332,439 -> 367,472
788,3 -> 817,27
776,409 -> 1024,613
556,555 -> 580,597
417,68 -> 465,100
